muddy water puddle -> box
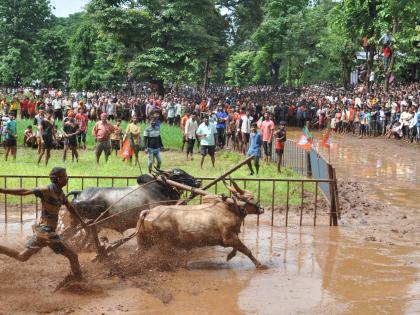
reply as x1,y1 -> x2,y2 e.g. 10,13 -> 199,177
2,216 -> 420,315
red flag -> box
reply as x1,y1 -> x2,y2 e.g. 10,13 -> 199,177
120,137 -> 134,159
321,128 -> 331,148
297,134 -> 312,151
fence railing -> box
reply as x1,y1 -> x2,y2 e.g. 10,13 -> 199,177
0,175 -> 338,227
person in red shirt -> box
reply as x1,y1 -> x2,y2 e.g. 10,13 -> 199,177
258,112 -> 275,163
75,107 -> 89,149
28,98 -> 36,118
20,97 -> 29,119
92,113 -> 114,164
383,46 -> 392,70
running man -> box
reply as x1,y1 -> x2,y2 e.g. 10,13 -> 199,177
0,167 -> 89,280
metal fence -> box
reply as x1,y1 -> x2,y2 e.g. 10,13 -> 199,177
269,139 -> 309,176
0,175 -> 338,227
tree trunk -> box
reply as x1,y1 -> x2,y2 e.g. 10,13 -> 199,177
203,56 -> 210,92
384,17 -> 398,92
151,79 -> 164,96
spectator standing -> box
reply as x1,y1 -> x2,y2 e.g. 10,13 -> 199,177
197,115 -> 217,169
239,109 -> 253,155
52,96 -> 63,121
62,112 -> 80,162
167,101 -> 176,125
4,113 -> 17,161
258,112 -> 275,163
143,118 -> 163,173
246,123 -> 262,176
92,113 -> 114,164
37,110 -> 55,166
215,106 -> 228,149
110,120 -> 123,156
75,107 -> 88,149
125,116 -> 141,165
274,121 -> 287,173
184,112 -> 198,160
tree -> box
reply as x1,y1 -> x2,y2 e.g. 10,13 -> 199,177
0,0 -> 52,85
87,0 -> 228,94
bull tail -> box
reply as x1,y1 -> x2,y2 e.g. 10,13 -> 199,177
136,210 -> 150,249
66,190 -> 82,201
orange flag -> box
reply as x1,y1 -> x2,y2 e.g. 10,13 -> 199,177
120,137 -> 134,159
321,128 -> 331,148
296,134 -> 312,151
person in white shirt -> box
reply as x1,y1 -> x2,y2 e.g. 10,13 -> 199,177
196,115 -> 217,169
184,112 -> 198,160
52,96 -> 63,121
239,109 -> 253,154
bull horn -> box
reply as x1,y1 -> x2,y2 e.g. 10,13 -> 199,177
231,180 -> 245,195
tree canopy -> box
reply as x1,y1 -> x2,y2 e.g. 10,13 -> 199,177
0,0 -> 418,91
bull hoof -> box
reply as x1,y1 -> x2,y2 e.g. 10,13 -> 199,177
226,249 -> 237,262
256,263 -> 268,270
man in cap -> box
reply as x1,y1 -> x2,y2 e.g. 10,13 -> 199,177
92,113 -> 114,164
0,167 -> 89,280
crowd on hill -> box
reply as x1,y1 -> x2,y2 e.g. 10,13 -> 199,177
0,82 -> 419,168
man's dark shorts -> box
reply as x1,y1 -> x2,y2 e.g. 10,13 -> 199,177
96,140 -> 111,156
5,138 -> 16,147
42,137 -> 54,149
200,145 -> 215,156
27,225 -> 69,254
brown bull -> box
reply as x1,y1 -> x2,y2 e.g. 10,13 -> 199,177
135,182 -> 264,268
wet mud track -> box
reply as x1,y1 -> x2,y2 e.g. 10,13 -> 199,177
1,135 -> 420,314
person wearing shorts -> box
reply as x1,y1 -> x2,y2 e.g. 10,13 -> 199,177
37,110 -> 55,166
62,112 -> 80,162
4,113 -> 17,161
275,121 -> 287,173
110,120 -> 123,156
0,167 -> 89,280
93,113 -> 114,164
197,116 -> 217,169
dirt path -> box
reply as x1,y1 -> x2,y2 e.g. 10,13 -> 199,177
1,135 -> 419,315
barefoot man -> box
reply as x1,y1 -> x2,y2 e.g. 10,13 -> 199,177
0,167 -> 89,280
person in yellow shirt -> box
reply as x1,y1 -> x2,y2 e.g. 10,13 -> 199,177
9,96 -> 20,118
125,115 -> 141,165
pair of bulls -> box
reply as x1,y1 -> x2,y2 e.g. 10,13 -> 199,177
63,169 -> 264,268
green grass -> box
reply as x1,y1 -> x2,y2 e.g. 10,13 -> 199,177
15,119 -> 183,149
2,121 -> 314,208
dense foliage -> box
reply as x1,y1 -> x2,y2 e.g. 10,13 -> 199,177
0,0 -> 418,91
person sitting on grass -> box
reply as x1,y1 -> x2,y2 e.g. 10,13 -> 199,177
0,167 -> 90,281
247,123 -> 262,176
23,125 -> 36,148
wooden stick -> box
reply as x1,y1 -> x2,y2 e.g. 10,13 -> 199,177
177,155 -> 254,204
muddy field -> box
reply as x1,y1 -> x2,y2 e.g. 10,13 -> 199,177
1,135 -> 419,315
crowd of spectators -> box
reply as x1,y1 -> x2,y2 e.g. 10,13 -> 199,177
0,81 -> 419,165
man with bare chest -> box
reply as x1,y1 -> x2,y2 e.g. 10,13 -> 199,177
0,167 -> 89,280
